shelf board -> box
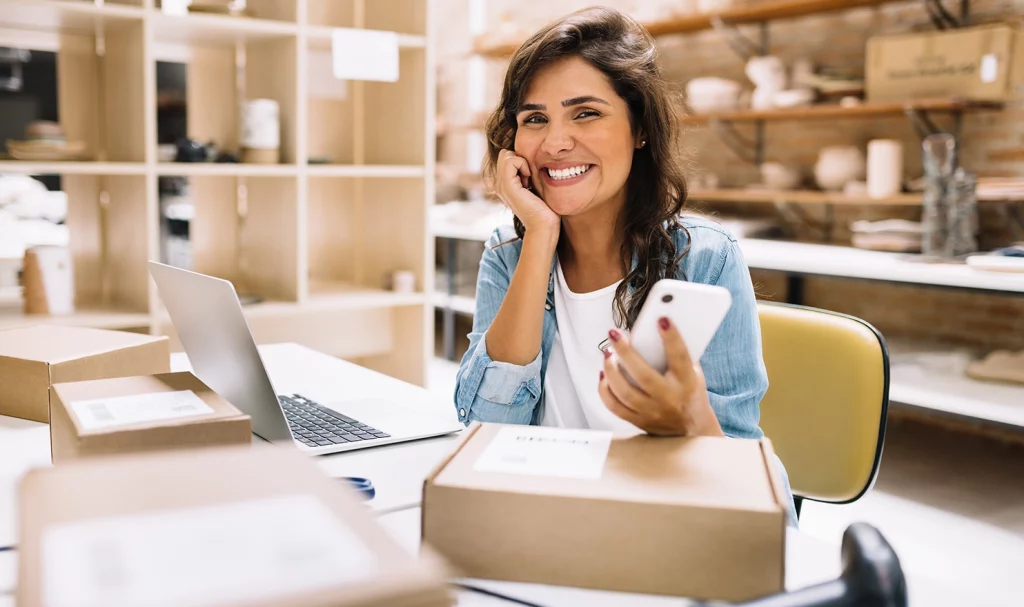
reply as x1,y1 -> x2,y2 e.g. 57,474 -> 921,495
691,188 -> 924,206
306,164 -> 426,178
150,10 -> 298,44
156,163 -> 299,177
888,340 -> 1024,429
0,307 -> 151,331
644,0 -> 904,36
0,161 -> 146,176
306,26 -> 426,51
740,238 -> 1024,294
683,98 -> 1004,124
471,39 -> 521,60
431,221 -> 497,243
431,292 -> 475,316
0,0 -> 144,33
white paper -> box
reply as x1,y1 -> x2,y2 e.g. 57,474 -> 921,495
473,426 -> 613,479
70,390 -> 215,431
980,53 -> 998,83
331,28 -> 399,82
42,494 -> 378,607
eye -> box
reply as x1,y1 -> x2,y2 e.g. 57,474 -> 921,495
522,113 -> 547,125
575,109 -> 601,119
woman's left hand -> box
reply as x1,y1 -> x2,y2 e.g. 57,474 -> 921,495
598,318 -> 724,437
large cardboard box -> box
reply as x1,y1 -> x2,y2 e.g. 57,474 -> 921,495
19,445 -> 453,607
422,423 -> 788,602
49,372 -> 253,463
866,23 -> 1024,102
0,325 -> 170,423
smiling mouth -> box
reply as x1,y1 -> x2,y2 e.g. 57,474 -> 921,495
544,164 -> 594,181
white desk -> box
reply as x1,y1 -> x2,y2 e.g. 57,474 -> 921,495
0,343 -> 907,606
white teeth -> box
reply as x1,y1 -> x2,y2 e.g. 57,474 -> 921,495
548,165 -> 590,180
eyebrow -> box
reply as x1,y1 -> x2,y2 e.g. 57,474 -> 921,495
518,96 -> 611,112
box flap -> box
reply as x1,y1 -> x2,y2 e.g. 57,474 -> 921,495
758,438 -> 789,513
432,424 -> 780,513
0,325 -> 164,364
52,373 -> 248,437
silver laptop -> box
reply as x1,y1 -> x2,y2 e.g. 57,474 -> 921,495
149,261 -> 462,455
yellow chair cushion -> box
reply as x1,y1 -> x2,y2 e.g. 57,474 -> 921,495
758,303 -> 887,503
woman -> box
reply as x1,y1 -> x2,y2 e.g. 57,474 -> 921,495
454,7 -> 796,522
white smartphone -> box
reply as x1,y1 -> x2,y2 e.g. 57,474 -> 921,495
624,279 -> 733,375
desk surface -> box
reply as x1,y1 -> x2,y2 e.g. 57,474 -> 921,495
0,342 -> 916,606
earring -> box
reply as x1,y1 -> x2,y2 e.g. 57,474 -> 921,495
640,140 -> 647,148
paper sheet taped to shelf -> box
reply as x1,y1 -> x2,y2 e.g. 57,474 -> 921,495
332,28 -> 399,82
41,494 -> 378,607
473,426 -> 613,479
70,390 -> 214,431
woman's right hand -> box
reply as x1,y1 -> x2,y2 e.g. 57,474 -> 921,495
495,149 -> 560,236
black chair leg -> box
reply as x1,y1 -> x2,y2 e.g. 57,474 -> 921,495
794,496 -> 803,520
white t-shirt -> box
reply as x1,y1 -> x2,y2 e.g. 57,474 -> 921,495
540,260 -> 644,437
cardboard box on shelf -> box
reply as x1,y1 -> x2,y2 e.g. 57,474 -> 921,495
49,372 -> 253,463
422,423 -> 788,602
0,325 -> 170,423
19,445 -> 453,607
866,23 -> 1024,102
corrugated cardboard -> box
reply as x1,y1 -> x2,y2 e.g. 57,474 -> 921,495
19,445 -> 453,607
422,423 -> 787,602
49,372 -> 253,463
866,23 -> 1024,102
0,325 -> 170,423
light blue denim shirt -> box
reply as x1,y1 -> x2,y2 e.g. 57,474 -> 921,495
454,215 -> 798,524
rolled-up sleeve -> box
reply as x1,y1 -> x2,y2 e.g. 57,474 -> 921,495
453,231 -> 543,425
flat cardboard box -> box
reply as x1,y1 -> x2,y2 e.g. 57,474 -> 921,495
866,23 -> 1024,102
422,423 -> 787,602
49,372 -> 253,463
19,445 -> 453,607
0,325 -> 170,423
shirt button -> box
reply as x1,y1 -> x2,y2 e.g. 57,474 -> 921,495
459,408 -> 467,417
544,303 -> 552,311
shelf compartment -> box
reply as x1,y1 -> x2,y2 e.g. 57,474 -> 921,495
306,47 -> 426,166
184,174 -> 300,304
149,11 -> 299,44
0,161 -> 146,175
305,164 -> 425,178
690,188 -> 923,206
306,0 -> 427,36
156,163 -> 300,176
307,177 -> 426,294
305,26 -> 426,51
0,0 -> 145,34
682,98 -> 1004,124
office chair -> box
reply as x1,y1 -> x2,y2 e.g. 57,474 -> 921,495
757,302 -> 890,518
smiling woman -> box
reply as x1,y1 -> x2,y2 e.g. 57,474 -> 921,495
457,6 -> 797,525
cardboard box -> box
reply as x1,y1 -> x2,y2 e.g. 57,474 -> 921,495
866,23 -> 1024,102
0,325 -> 170,423
422,423 -> 788,602
19,445 -> 453,607
49,372 -> 253,463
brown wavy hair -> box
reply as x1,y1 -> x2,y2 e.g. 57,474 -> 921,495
483,6 -> 691,329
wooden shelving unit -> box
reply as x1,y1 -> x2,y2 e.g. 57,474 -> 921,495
690,188 -> 924,206
0,0 -> 436,386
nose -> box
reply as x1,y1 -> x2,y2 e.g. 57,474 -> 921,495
540,120 -> 574,156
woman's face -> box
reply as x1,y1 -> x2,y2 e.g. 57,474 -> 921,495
513,56 -> 638,218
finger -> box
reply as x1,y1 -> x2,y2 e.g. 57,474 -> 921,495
658,317 -> 697,379
608,329 -> 665,389
603,352 -> 653,410
598,375 -> 646,428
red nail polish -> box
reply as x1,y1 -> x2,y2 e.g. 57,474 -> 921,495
609,329 -> 621,342
658,317 -> 670,331
603,349 -> 611,359
599,371 -> 605,380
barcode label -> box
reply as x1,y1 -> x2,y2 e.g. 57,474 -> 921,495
70,390 -> 216,431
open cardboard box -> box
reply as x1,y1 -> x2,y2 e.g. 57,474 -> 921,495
422,422 -> 788,602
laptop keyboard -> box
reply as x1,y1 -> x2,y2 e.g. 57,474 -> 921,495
278,394 -> 390,448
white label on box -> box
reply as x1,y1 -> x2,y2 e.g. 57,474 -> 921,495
980,53 -> 999,83
473,426 -> 613,479
331,28 -> 400,82
69,390 -> 215,431
42,494 -> 378,607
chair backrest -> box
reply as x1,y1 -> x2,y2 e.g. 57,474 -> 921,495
757,302 -> 890,504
